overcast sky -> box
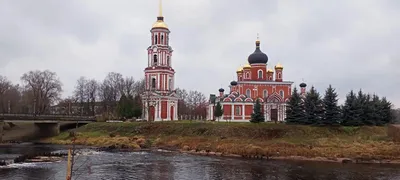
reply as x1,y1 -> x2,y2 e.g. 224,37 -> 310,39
1,0 -> 399,107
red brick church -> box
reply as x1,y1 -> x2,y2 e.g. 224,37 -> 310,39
207,38 -> 306,122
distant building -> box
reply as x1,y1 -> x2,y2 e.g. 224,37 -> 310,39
207,38 -> 306,122
50,101 -> 103,115
141,0 -> 179,121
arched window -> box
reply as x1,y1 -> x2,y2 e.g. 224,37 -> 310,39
167,56 -> 170,66
246,89 -> 251,97
279,90 -> 284,98
153,54 -> 158,66
151,78 -> 156,89
168,79 -> 172,90
258,70 -> 263,79
161,35 -> 164,45
269,76 -> 272,80
263,90 -> 268,98
278,72 -> 281,79
155,35 -> 158,44
246,72 -> 250,79
235,106 -> 241,115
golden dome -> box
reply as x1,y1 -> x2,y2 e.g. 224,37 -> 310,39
275,63 -> 283,69
236,67 -> 243,73
267,69 -> 274,73
152,20 -> 168,29
243,63 -> 251,69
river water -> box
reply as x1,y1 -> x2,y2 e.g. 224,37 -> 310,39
1,144 -> 400,180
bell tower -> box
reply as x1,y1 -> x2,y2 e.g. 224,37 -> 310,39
142,0 -> 179,121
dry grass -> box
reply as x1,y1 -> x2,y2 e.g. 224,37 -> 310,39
45,122 -> 400,160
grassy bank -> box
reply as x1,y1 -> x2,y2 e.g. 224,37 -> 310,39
44,122 -> 400,163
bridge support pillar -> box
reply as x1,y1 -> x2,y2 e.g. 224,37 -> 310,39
0,120 -> 3,143
34,123 -> 60,138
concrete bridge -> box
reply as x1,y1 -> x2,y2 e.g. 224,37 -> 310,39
0,114 -> 96,142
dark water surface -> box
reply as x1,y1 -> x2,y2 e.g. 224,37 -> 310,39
1,144 -> 400,180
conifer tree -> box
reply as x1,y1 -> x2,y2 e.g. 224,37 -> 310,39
371,94 -> 383,125
380,97 -> 393,124
341,90 -> 363,126
117,94 -> 134,119
321,85 -> 341,126
132,94 -> 143,118
250,99 -> 265,123
304,86 -> 323,125
285,87 -> 306,124
214,101 -> 223,121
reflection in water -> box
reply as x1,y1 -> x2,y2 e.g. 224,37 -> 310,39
1,144 -> 400,180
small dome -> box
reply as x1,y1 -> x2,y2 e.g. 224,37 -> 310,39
236,67 -> 243,73
218,88 -> 225,92
152,20 -> 168,29
267,69 -> 274,73
248,40 -> 268,64
275,63 -> 283,69
230,81 -> 238,86
243,63 -> 251,69
300,82 -> 307,88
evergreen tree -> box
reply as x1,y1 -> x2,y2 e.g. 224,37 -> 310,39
285,87 -> 306,124
341,90 -> 363,126
250,99 -> 265,123
214,101 -> 223,121
132,94 -> 142,118
321,85 -> 341,126
304,86 -> 323,125
371,94 -> 384,125
117,94 -> 134,119
380,97 -> 393,124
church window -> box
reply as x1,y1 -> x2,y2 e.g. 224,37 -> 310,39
278,72 -> 281,79
161,35 -> 164,45
167,56 -> 170,66
155,35 -> 158,44
246,89 -> 251,98
246,72 -> 250,79
263,90 -> 268,98
269,76 -> 272,80
235,106 -> 241,116
151,78 -> 156,89
258,70 -> 263,79
279,90 -> 284,98
168,79 -> 172,90
153,54 -> 158,66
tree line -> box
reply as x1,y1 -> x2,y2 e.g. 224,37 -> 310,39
285,85 -> 395,126
0,70 -> 208,120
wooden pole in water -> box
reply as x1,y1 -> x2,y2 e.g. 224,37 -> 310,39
66,149 -> 72,180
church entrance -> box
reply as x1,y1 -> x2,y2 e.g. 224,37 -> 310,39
170,106 -> 174,120
149,106 -> 155,121
271,109 -> 278,123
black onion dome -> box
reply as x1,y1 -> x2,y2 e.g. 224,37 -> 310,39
248,40 -> 268,64
230,81 -> 238,86
218,88 -> 225,92
300,82 -> 307,88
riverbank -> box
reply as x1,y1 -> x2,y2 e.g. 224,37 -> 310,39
43,122 -> 400,164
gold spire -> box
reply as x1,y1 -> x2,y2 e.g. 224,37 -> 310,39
152,0 -> 168,29
267,69 -> 274,73
158,0 -> 163,17
256,33 -> 260,43
243,63 -> 251,69
236,66 -> 243,73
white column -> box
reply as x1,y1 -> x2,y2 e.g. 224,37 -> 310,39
231,104 -> 234,120
264,104 -> 267,121
242,104 -> 245,120
175,103 -> 178,120
157,74 -> 160,89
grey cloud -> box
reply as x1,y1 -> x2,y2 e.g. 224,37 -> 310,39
0,0 -> 399,107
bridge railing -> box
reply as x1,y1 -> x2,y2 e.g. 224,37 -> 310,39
0,113 -> 96,121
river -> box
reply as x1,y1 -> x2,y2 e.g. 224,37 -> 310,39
1,144 -> 400,180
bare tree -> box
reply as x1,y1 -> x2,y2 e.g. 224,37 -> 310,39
20,70 -> 63,115
86,79 -> 98,116
123,76 -> 135,97
74,77 -> 88,115
0,76 -> 12,113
